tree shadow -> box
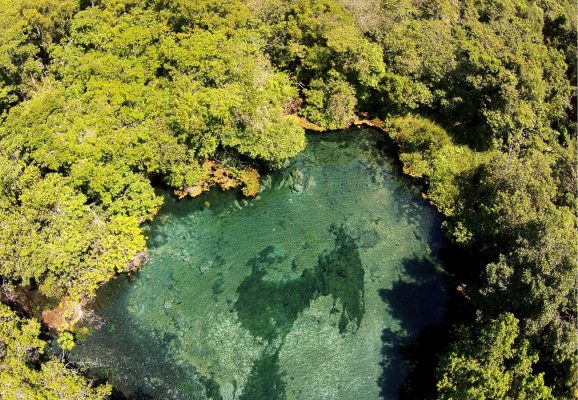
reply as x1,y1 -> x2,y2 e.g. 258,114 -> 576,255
235,225 -> 365,342
377,257 -> 448,399
234,225 -> 366,399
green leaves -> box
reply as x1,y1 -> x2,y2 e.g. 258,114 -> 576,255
386,111 -> 577,397
255,0 -> 385,128
0,303 -> 111,399
0,0 -> 80,115
302,76 -> 357,129
0,173 -> 147,299
438,314 -> 554,400
387,115 -> 492,218
373,0 -> 575,149
56,332 -> 75,351
0,0 -> 575,398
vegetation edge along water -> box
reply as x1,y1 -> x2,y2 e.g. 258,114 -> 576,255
0,0 -> 575,399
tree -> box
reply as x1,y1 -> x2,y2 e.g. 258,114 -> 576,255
0,303 -> 111,399
438,314 -> 554,400
302,75 -> 357,129
0,0 -> 79,114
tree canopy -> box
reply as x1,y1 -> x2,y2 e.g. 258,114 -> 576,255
0,0 -> 575,398
0,303 -> 111,399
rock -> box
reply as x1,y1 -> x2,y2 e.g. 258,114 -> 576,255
42,298 -> 85,331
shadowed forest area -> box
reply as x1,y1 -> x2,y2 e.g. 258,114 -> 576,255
0,0 -> 576,398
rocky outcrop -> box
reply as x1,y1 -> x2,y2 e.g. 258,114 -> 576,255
175,160 -> 260,199
42,297 -> 84,331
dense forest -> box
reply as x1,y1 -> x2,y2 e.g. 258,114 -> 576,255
0,0 -> 575,398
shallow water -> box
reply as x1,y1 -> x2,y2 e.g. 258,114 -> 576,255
70,129 -> 448,400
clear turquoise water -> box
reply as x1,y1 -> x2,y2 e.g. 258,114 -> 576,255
70,129 -> 447,400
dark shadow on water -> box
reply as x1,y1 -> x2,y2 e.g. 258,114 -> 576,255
235,225 -> 366,399
390,237 -> 482,400
239,349 -> 287,400
377,257 -> 448,399
235,225 -> 365,342
234,245 -> 314,341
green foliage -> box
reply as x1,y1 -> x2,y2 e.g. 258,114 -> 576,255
0,303 -> 110,399
0,171 -> 146,299
0,0 -> 79,114
387,115 -> 492,219
438,313 -> 554,400
369,0 -> 575,149
386,114 -> 576,397
57,332 -> 75,351
473,153 -> 578,392
302,75 -> 357,129
254,0 -> 384,128
0,0 -> 306,306
0,0 -> 575,398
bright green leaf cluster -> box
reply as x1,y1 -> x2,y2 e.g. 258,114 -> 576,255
438,313 -> 554,400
